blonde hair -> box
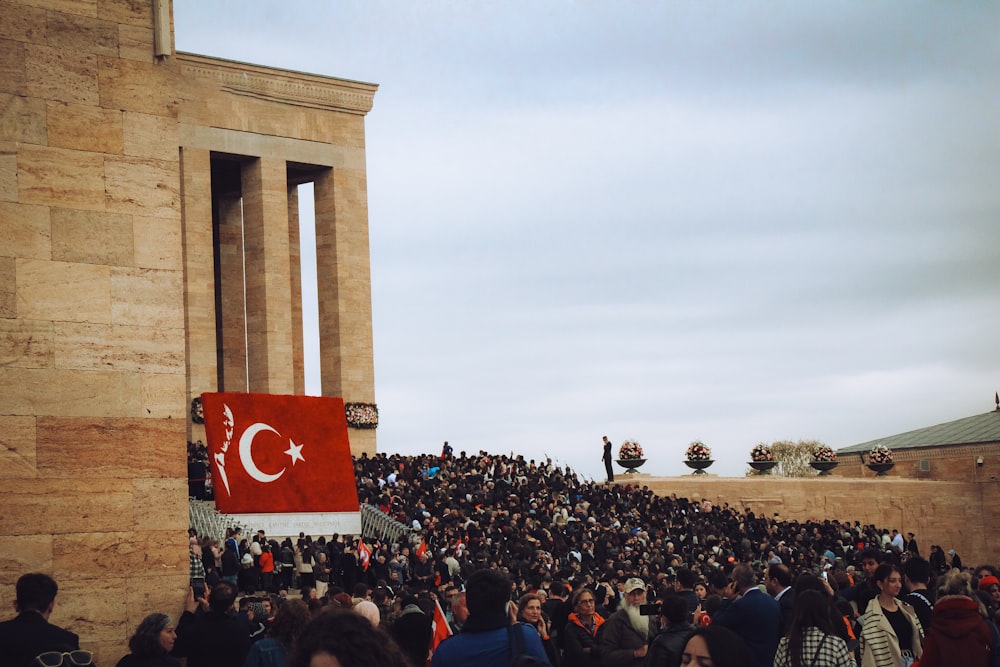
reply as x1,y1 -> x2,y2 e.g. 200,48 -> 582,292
937,568 -> 974,597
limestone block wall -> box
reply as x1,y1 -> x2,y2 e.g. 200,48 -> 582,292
1,1 -> 189,663
640,475 -> 1000,566
832,443 -> 1000,483
4,1 -> 378,659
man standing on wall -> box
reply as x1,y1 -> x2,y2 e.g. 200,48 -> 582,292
602,436 -> 614,483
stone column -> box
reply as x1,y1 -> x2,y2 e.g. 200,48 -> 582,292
216,192 -> 248,392
313,167 -> 376,454
180,147 -> 218,438
288,185 -> 305,395
241,157 -> 295,395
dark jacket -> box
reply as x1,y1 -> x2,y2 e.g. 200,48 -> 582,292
172,609 -> 250,667
563,612 -> 605,667
0,611 -> 80,667
711,588 -> 781,667
115,654 -> 181,667
776,588 -> 796,637
645,622 -> 695,667
598,607 -> 656,667
919,596 -> 994,667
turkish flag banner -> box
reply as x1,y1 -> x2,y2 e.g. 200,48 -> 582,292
429,598 -> 453,657
357,539 -> 372,571
201,392 -> 360,514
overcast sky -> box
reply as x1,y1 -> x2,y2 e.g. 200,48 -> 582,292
174,1 -> 1000,481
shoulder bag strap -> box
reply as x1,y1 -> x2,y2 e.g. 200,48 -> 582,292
809,634 -> 827,666
508,623 -> 527,663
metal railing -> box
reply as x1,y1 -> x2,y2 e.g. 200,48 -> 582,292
360,504 -> 415,542
189,499 -> 254,542
189,499 -> 414,544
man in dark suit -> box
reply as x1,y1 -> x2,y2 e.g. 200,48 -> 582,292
712,563 -> 781,667
0,572 -> 81,667
766,562 -> 795,636
172,580 -> 251,667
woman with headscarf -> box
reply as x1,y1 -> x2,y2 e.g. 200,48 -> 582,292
115,613 -> 179,667
859,563 -> 923,667
918,569 -> 997,667
354,599 -> 382,628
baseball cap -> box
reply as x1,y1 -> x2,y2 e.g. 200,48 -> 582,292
624,578 -> 646,594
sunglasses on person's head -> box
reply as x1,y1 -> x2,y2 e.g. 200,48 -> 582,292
35,651 -> 94,667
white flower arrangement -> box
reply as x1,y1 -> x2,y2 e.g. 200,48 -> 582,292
618,440 -> 644,460
345,402 -> 379,429
686,440 -> 712,461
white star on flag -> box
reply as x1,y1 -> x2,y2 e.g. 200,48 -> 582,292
285,440 -> 305,465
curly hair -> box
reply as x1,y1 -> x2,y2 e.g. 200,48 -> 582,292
128,613 -> 172,656
287,608 -> 411,667
269,598 -> 311,647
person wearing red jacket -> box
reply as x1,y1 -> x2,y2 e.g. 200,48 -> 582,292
258,543 -> 275,593
919,570 -> 998,667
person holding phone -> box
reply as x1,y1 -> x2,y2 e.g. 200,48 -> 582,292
597,578 -> 655,665
517,594 -> 560,666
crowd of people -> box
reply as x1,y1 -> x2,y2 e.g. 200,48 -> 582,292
3,448 -> 1000,667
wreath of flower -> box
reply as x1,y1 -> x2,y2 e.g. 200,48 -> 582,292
618,440 -> 644,460
868,444 -> 893,465
812,445 -> 837,462
686,440 -> 712,461
345,402 -> 379,429
190,397 -> 204,425
749,443 -> 774,462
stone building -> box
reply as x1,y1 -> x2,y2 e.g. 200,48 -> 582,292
835,400 -> 1000,482
2,0 -> 377,662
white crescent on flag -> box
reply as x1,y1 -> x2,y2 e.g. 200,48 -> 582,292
239,423 -> 286,483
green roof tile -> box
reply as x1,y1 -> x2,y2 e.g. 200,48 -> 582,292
838,409 -> 1000,454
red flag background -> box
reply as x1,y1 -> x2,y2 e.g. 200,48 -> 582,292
202,392 -> 360,514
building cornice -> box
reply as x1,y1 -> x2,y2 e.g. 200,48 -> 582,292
177,52 -> 378,116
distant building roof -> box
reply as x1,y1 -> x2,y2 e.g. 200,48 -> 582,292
838,408 -> 1000,454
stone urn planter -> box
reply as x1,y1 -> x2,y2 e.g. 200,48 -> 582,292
749,461 -> 778,475
616,458 -> 646,474
684,459 -> 714,475
867,462 -> 894,476
810,460 -> 839,476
